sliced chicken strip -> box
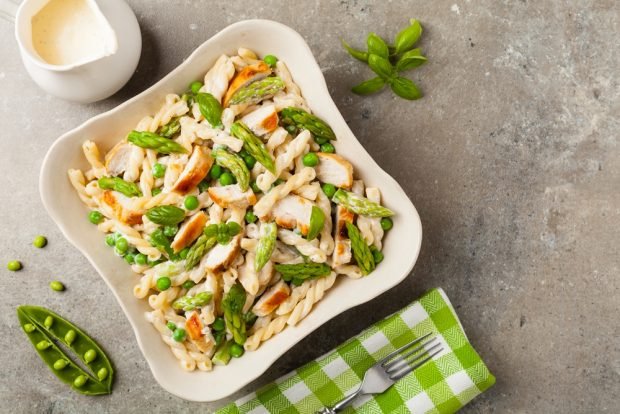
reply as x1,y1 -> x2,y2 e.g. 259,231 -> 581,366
253,280 -> 291,317
202,55 -> 235,103
208,185 -> 257,209
104,141 -> 133,177
271,194 -> 314,236
171,211 -> 207,253
222,61 -> 272,107
204,235 -> 241,273
241,104 -> 279,136
314,153 -> 353,189
332,205 -> 355,266
101,190 -> 143,225
171,145 -> 213,194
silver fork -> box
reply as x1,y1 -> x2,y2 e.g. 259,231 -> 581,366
316,333 -> 443,414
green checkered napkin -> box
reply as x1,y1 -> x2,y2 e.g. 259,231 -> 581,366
218,288 -> 495,414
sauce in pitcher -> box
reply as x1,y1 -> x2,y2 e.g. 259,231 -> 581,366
31,0 -> 108,66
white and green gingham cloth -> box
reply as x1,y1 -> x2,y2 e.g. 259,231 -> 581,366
218,288 -> 495,414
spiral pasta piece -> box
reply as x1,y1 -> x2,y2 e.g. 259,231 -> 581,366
82,141 -> 107,178
67,169 -> 97,208
244,314 -> 289,351
286,273 -> 337,326
277,229 -> 326,263
256,130 -> 311,192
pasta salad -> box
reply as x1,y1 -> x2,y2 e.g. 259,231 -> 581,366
68,48 -> 394,371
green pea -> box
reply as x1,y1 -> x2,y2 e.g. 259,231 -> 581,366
210,164 -> 223,179
53,359 -> 68,370
172,328 -> 186,342
84,349 -> 97,363
44,316 -> 54,328
250,181 -> 262,194
23,323 -> 35,333
321,183 -> 337,198
243,155 -> 256,169
124,253 -> 136,265
204,224 -> 218,237
135,253 -> 148,266
219,172 -> 234,186
49,281 -> 64,292
88,211 -> 104,224
7,260 -> 22,271
263,54 -> 278,67
320,143 -> 335,153
212,317 -> 225,331
245,210 -> 257,224
302,152 -> 319,167
97,367 -> 109,381
105,234 -> 116,247
227,221 -> 242,236
152,187 -> 162,196
115,237 -> 128,254
156,276 -> 171,291
380,217 -> 393,231
198,179 -> 210,193
184,195 -> 199,210
152,163 -> 166,178
182,280 -> 195,289
166,322 -> 176,331
230,343 -> 245,358
372,249 -> 384,264
314,136 -> 328,145
65,329 -> 76,345
163,225 -> 178,237
33,235 -> 47,248
73,375 -> 87,388
36,340 -> 51,350
179,247 -> 190,260
190,80 -> 203,94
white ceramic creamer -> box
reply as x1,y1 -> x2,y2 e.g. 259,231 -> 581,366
5,0 -> 142,103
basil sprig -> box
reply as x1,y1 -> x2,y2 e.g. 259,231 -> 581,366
343,18 -> 428,100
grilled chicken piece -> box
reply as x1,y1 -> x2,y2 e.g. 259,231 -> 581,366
332,205 -> 354,266
185,311 -> 204,340
104,141 -> 133,177
171,146 -> 213,194
222,62 -> 272,107
252,280 -> 291,317
314,153 -> 353,189
203,54 -> 236,103
271,194 -> 313,235
171,211 -> 207,253
101,190 -> 143,225
208,185 -> 257,209
205,235 -> 241,273
240,104 -> 279,136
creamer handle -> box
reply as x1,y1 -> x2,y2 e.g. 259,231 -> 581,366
0,0 -> 18,22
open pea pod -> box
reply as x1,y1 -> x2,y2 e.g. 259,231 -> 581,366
17,305 -> 113,395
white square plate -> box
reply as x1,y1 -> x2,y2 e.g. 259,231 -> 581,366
39,19 -> 422,402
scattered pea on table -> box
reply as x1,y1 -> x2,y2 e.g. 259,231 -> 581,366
33,235 -> 48,248
7,260 -> 22,271
50,281 -> 65,292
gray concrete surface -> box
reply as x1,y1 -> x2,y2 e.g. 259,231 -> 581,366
1,0 -> 619,412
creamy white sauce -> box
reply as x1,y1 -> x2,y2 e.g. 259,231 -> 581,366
31,0 -> 107,66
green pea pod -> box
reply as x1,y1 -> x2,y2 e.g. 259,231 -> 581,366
228,77 -> 285,106
394,19 -> 423,55
395,48 -> 427,72
351,77 -> 386,96
185,234 -> 217,270
390,76 -> 423,100
279,107 -> 336,142
274,262 -> 332,278
157,117 -> 181,138
146,205 -> 186,226
211,147 -> 251,191
306,206 -> 325,241
346,222 -> 376,276
367,33 -> 389,59
221,284 -> 246,345
341,39 -> 368,62
172,291 -> 213,312
255,222 -> 277,272
196,92 -> 223,128
127,130 -> 188,154
229,122 -> 276,174
368,54 -> 396,81
332,189 -> 395,217
17,306 -> 113,395
98,177 -> 142,198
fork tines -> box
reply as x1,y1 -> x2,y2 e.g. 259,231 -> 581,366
381,334 -> 443,381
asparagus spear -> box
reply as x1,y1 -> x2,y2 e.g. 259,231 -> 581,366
280,107 -> 336,142
196,92 -> 223,128
254,222 -> 277,272
212,340 -> 233,366
222,283 -> 247,345
229,122 -> 276,174
332,189 -> 394,217
98,177 -> 142,197
172,291 -> 213,312
228,76 -> 285,106
274,262 -> 332,280
346,222 -> 376,275
157,117 -> 181,138
184,234 -> 217,270
211,147 -> 250,191
127,130 -> 188,154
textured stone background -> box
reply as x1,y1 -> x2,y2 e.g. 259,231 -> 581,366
0,0 -> 618,412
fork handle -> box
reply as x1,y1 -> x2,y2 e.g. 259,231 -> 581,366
315,387 -> 362,413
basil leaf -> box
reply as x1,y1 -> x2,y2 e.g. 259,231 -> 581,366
394,19 -> 423,55
390,77 -> 423,100
341,39 -> 368,62
368,54 -> 395,80
146,205 -> 186,225
196,92 -> 223,128
395,48 -> 427,72
351,77 -> 386,95
367,33 -> 389,59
